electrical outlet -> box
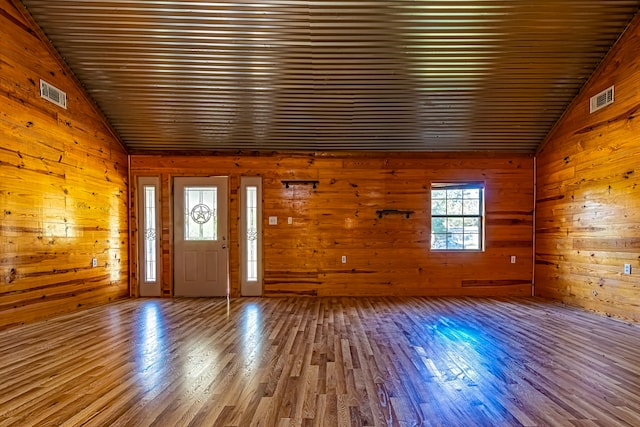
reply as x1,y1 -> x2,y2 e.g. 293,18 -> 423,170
624,264 -> 632,275
341,255 -> 347,264
288,217 -> 293,224
268,216 -> 277,225
510,255 -> 516,264
92,258 -> 97,268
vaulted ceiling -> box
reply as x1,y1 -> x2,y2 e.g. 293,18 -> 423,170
20,1 -> 640,152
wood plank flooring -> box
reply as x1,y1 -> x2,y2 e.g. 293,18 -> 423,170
1,297 -> 640,426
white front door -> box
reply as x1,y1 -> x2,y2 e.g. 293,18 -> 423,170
173,176 -> 228,297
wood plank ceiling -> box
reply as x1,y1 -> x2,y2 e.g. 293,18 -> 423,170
19,0 -> 640,152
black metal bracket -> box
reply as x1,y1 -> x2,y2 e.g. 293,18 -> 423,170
376,209 -> 414,219
282,179 -> 319,189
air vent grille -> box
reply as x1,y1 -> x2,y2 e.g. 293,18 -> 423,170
40,79 -> 67,109
590,85 -> 614,113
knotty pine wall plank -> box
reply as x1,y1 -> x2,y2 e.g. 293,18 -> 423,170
535,12 -> 640,322
130,152 -> 534,298
0,0 -> 129,329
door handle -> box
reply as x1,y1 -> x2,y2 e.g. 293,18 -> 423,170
222,244 -> 227,249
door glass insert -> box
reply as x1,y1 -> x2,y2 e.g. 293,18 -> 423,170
184,186 -> 217,241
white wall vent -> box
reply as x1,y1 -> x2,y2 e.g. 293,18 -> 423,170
40,79 -> 67,109
589,85 -> 614,113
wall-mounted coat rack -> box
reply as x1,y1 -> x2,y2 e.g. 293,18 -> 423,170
376,209 -> 414,219
281,179 -> 319,189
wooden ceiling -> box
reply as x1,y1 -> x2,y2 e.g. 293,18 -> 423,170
19,1 -> 640,153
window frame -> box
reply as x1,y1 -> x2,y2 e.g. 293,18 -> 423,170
430,182 -> 485,252
137,176 -> 162,296
240,176 -> 263,296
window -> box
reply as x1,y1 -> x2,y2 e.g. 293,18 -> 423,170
143,184 -> 158,281
240,177 -> 263,296
137,176 -> 161,296
431,183 -> 484,250
245,185 -> 258,281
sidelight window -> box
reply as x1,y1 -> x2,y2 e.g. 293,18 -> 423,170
138,176 -> 161,294
143,185 -> 157,281
240,177 -> 263,295
245,185 -> 258,281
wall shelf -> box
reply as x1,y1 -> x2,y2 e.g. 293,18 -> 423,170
376,209 -> 414,219
281,179 -> 319,189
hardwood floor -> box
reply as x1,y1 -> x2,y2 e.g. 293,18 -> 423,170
1,297 -> 640,426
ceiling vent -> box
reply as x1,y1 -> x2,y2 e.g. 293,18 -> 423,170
40,79 -> 67,109
589,85 -> 614,113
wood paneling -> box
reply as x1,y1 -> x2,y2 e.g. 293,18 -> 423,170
130,152 -> 534,298
3,296 -> 640,425
535,13 -> 640,321
0,0 -> 129,329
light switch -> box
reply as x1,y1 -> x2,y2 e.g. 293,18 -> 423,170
268,216 -> 277,225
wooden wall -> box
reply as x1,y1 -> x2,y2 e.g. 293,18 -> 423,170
535,13 -> 640,321
0,0 -> 129,329
130,152 -> 534,298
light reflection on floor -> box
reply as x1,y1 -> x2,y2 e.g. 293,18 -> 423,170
414,313 -> 519,422
241,303 -> 262,371
134,300 -> 168,391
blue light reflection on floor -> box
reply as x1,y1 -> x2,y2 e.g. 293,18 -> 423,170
403,313 -> 521,424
